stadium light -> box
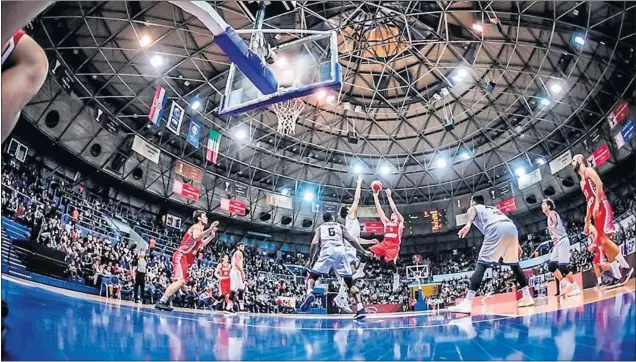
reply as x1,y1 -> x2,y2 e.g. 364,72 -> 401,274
536,158 -> 546,165
540,98 -> 551,106
457,69 -> 468,78
353,164 -> 363,174
139,35 -> 152,48
275,56 -> 288,68
235,128 -> 247,140
380,165 -> 390,175
303,190 -> 314,201
281,188 -> 290,196
515,167 -> 526,177
191,98 -> 202,110
549,83 -> 563,94
574,36 -> 585,46
315,89 -> 327,100
326,94 -> 336,103
436,158 -> 447,168
472,23 -> 484,32
150,55 -> 163,67
461,152 -> 471,160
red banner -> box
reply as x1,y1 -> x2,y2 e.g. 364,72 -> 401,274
220,198 -> 246,216
587,143 -> 611,168
496,197 -> 517,214
607,99 -> 629,129
172,179 -> 200,202
175,160 -> 203,183
362,221 -> 384,234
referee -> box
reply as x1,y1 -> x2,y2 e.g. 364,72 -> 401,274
133,253 -> 147,303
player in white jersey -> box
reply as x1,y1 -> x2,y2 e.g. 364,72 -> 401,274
449,195 -> 534,314
542,199 -> 581,297
300,212 -> 373,319
335,176 -> 378,312
227,243 -> 246,312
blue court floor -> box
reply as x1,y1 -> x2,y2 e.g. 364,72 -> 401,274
1,276 -> 635,360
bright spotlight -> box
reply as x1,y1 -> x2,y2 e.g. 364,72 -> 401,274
275,56 -> 288,68
353,165 -> 363,174
235,129 -> 247,140
472,23 -> 484,32
457,69 -> 468,78
315,89 -> 327,100
380,165 -> 390,175
281,188 -> 290,196
326,94 -> 336,103
191,100 -> 202,110
574,36 -> 585,46
303,190 -> 314,202
515,167 -> 526,177
537,158 -> 546,165
540,98 -> 551,106
150,55 -> 163,67
549,83 -> 562,94
452,74 -> 463,83
461,152 -> 471,160
436,159 -> 447,168
139,35 -> 152,48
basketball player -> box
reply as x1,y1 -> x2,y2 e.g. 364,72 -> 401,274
2,1 -> 53,45
587,224 -> 618,288
213,255 -> 231,310
300,212 -> 373,319
358,188 -> 404,290
541,199 -> 580,297
335,176 -> 378,312
227,243 -> 246,312
155,211 -> 219,311
449,195 -> 534,314
2,28 -> 49,142
571,154 -> 633,283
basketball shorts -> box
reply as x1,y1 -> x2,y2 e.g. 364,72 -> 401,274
478,221 -> 520,264
369,242 -> 399,263
171,251 -> 193,283
593,198 -> 616,238
219,279 -> 230,295
549,237 -> 571,265
230,269 -> 245,291
311,245 -> 352,277
344,245 -> 359,265
2,29 -> 26,66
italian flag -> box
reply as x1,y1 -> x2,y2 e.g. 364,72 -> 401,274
206,129 -> 221,164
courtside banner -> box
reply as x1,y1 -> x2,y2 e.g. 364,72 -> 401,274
167,101 -> 185,135
187,118 -> 202,149
174,160 -> 203,183
455,213 -> 469,226
172,179 -> 200,202
607,99 -> 629,129
149,86 -> 168,126
587,143 -> 611,168
266,193 -> 293,209
220,198 -> 246,216
362,221 -> 384,234
549,150 -> 572,174
496,197 -> 517,214
518,168 -> 542,190
132,135 -> 160,164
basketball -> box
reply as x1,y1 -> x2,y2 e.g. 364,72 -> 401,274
371,180 -> 383,193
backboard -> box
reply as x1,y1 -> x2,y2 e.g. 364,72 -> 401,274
218,30 -> 342,117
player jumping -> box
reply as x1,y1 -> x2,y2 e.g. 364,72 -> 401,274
213,255 -> 231,311
300,212 -> 373,320
156,211 -> 219,311
572,154 -> 633,284
449,195 -> 534,314
357,187 -> 404,290
541,199 -> 581,297
227,243 -> 246,312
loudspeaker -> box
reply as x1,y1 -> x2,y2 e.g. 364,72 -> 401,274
281,216 -> 292,225
259,212 -> 271,221
301,219 -> 312,228
347,130 -> 359,144
444,117 -> 456,131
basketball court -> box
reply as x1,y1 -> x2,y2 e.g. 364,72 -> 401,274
2,275 -> 635,360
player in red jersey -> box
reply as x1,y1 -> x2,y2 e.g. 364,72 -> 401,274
213,255 -> 232,310
572,154 -> 633,285
586,224 -> 616,288
155,210 -> 219,311
356,188 -> 404,287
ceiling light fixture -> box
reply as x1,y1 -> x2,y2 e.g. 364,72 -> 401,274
139,35 -> 152,48
515,167 -> 526,177
472,23 -> 484,32
150,55 -> 163,67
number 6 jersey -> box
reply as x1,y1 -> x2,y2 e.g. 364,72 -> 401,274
318,221 -> 345,249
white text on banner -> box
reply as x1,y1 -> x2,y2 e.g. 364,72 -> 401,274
266,193 -> 293,209
518,168 -> 542,190
132,135 -> 161,164
549,150 -> 572,174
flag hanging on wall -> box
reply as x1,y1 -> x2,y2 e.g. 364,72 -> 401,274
207,129 -> 222,164
148,86 -> 168,126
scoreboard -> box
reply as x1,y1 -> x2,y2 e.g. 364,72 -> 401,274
422,209 -> 447,232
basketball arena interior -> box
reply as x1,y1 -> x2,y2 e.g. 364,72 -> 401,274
1,1 -> 636,360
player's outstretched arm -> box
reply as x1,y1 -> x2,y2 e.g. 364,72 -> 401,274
357,237 -> 379,245
343,228 -> 371,255
458,206 -> 477,238
307,231 -> 321,268
373,191 -> 389,223
349,175 -> 363,217
385,189 -> 404,224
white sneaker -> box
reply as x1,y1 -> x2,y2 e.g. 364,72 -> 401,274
517,297 -> 535,308
352,269 -> 365,280
448,300 -> 472,314
566,284 -> 581,297
448,316 -> 477,338
334,295 -> 353,313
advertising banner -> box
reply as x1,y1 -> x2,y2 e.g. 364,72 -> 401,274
172,179 -> 200,202
549,150 -> 572,174
174,160 -> 203,183
607,99 -> 629,129
496,197 -> 517,214
221,198 -> 246,216
362,221 -> 384,234
518,168 -> 542,190
132,135 -> 161,164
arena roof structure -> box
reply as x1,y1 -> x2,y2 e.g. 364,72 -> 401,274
20,1 -> 636,232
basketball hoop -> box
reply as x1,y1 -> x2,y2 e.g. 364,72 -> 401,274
272,98 -> 305,135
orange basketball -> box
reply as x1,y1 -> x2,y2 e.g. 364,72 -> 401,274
371,180 -> 383,193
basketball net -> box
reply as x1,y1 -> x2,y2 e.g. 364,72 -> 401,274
273,98 -> 305,135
